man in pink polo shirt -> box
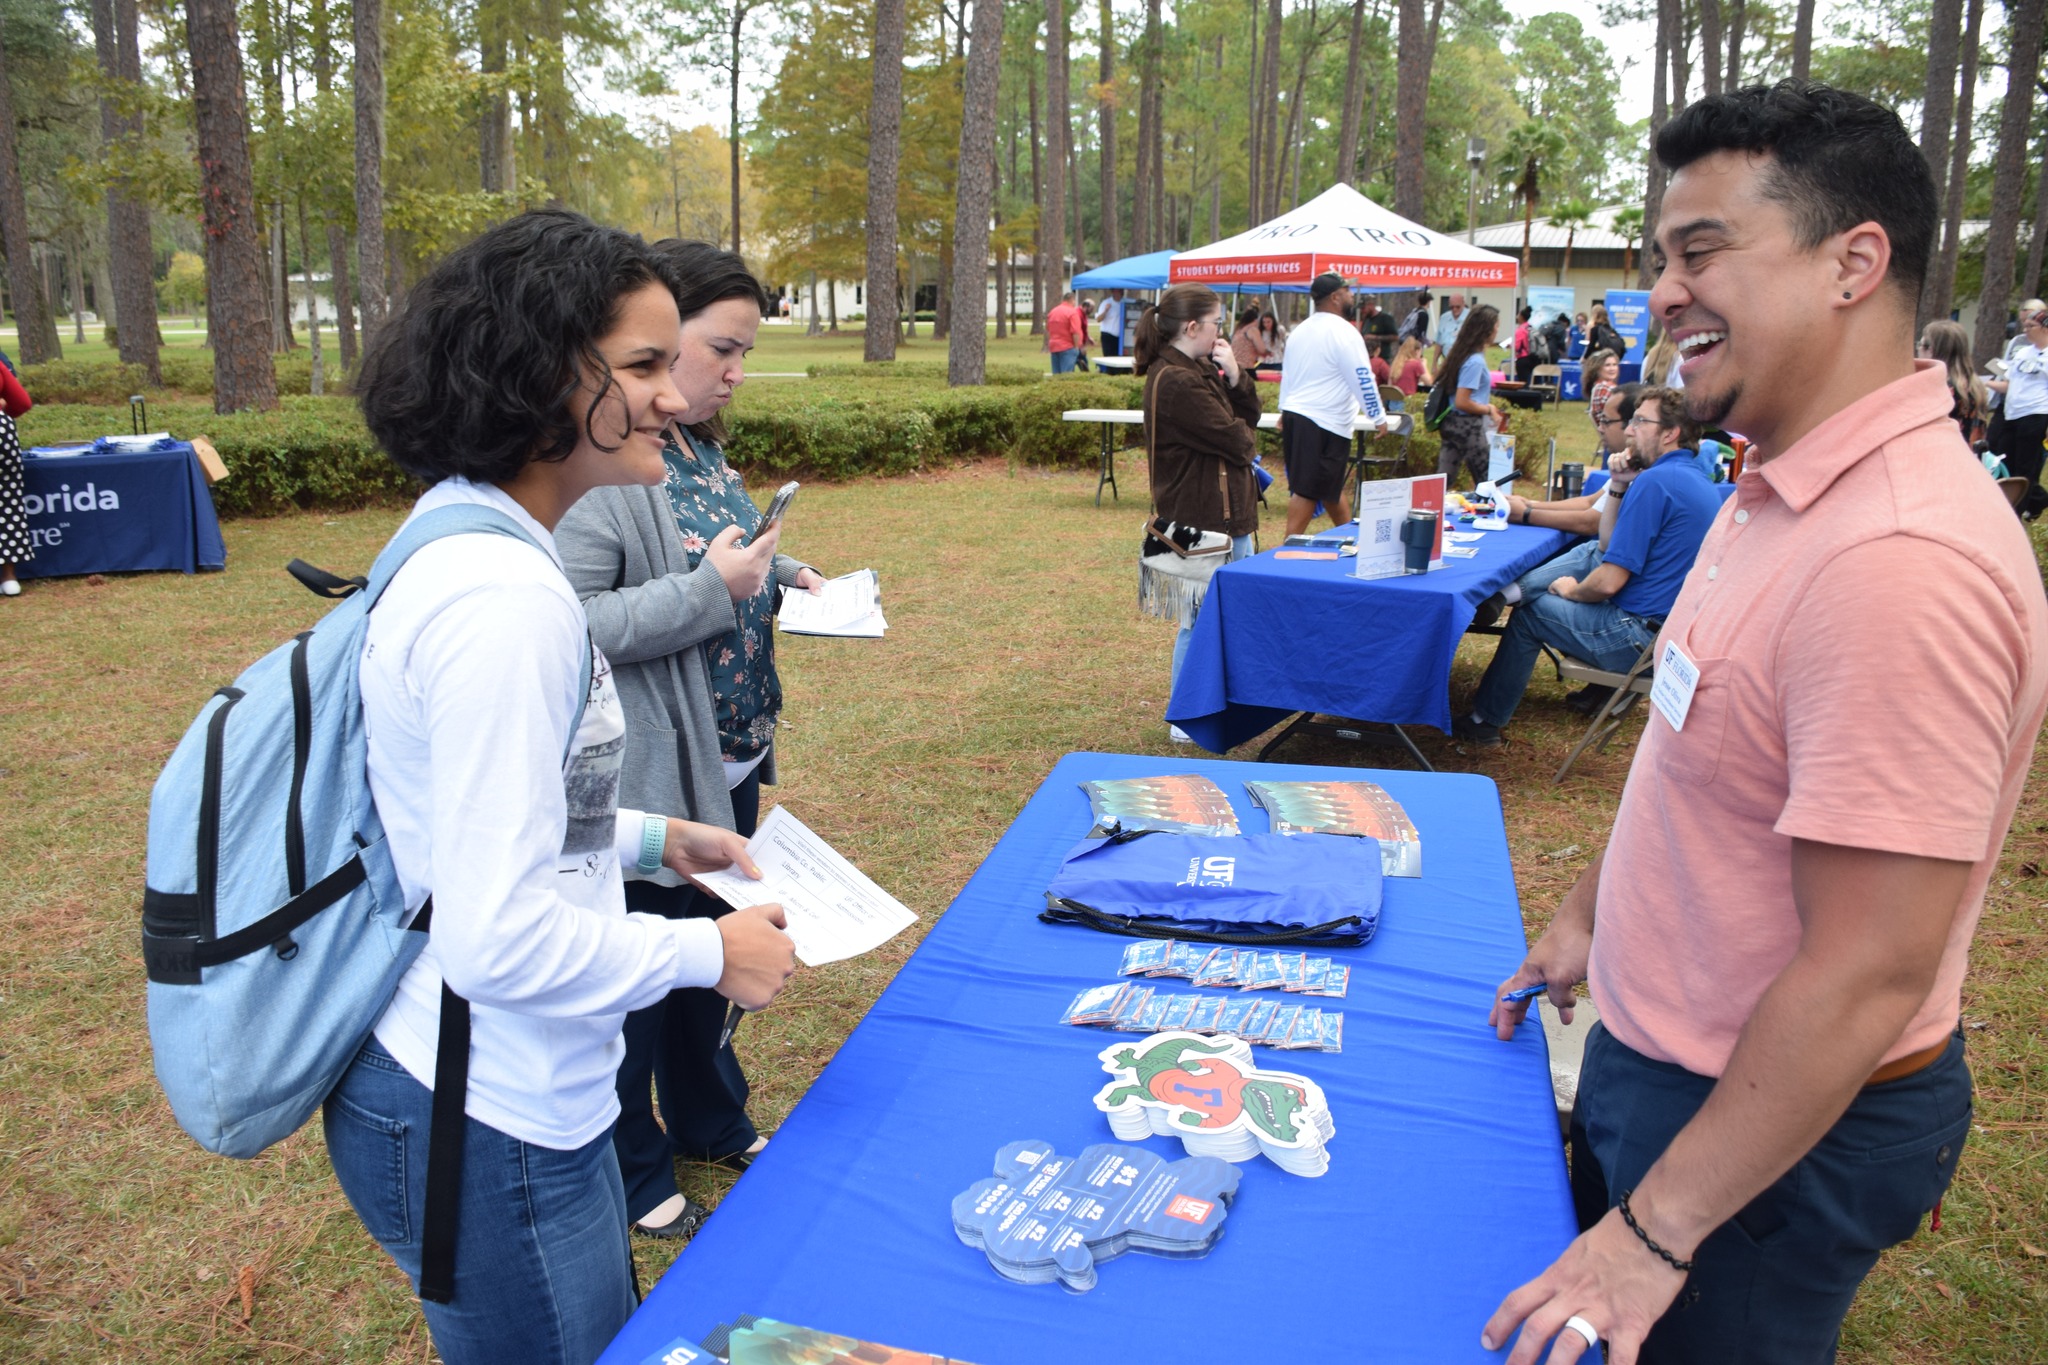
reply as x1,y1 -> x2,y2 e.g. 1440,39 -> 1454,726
1482,83 -> 2048,1365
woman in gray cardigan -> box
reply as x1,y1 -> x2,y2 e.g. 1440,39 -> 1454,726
556,242 -> 821,1239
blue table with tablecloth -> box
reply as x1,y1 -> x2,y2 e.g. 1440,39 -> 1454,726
18,439 -> 226,579
1166,524 -> 1578,756
598,752 -> 1574,1365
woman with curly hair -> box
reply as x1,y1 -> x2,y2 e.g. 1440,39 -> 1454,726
330,208 -> 797,1365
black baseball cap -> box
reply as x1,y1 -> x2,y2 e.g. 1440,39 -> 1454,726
1310,272 -> 1351,303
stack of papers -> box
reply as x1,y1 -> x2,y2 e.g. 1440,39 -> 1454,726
776,568 -> 886,637
1093,1031 -> 1337,1176
953,1139 -> 1240,1291
690,805 -> 917,966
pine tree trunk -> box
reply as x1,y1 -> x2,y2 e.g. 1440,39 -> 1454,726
328,224 -> 356,372
1973,0 -> 2045,362
188,0 -> 277,411
69,245 -> 87,344
1068,124 -> 1085,271
1243,2 -> 1259,233
1258,0 -> 1282,222
1698,0 -> 1723,96
1916,0 -> 1963,326
1921,0 -> 1974,322
1335,0 -> 1366,184
1724,0 -> 1746,87
0,29 -> 58,363
1641,0 -> 1675,288
1042,0 -> 1068,298
354,0 -> 388,345
2024,132 -> 2048,303
92,0 -> 160,380
1096,0 -> 1118,264
1029,65 -> 1043,333
1392,0 -> 1429,222
950,0 -> 1004,385
479,7 -> 509,192
1790,0 -> 1814,82
864,0 -> 906,360
299,200 -> 324,396
1134,0 -> 1160,250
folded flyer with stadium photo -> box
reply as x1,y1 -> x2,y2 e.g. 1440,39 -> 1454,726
1243,779 -> 1422,877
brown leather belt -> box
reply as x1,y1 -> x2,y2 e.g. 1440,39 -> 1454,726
1866,1039 -> 1948,1088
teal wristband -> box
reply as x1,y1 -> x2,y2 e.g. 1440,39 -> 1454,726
636,815 -> 668,874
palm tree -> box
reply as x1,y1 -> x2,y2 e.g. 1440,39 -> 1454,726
1550,198 -> 1594,286
1612,206 -> 1645,287
1497,122 -> 1567,285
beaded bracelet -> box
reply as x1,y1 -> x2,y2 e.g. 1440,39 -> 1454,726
1618,1189 -> 1695,1275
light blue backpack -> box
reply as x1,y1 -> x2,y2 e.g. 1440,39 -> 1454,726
142,502 -> 588,1303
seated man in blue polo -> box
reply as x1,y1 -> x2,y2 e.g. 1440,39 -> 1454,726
1454,385 -> 1721,749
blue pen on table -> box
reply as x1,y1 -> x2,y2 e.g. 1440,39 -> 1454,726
1499,982 -> 1552,1004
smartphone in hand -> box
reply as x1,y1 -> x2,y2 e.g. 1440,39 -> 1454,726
756,481 -> 799,538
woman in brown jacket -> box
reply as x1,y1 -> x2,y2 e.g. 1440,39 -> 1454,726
1135,283 -> 1263,718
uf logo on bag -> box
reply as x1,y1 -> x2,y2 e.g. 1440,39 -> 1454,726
1177,855 -> 1236,888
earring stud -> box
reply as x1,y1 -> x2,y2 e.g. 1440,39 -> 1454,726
1842,291 -> 1852,299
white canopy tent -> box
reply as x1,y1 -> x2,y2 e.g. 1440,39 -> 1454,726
1168,183 -> 1519,294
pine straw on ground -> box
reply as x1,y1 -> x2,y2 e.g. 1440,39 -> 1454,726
2,449 -> 2042,1362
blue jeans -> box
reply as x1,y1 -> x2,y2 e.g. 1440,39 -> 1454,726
1170,534 -> 1257,685
1571,1024 -> 1970,1363
325,1039 -> 636,1365
1469,589 -> 1657,727
1515,538 -> 1603,598
1051,347 -> 1080,374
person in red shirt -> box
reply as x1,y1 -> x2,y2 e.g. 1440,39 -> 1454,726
1483,82 -> 2048,1365
1045,290 -> 1090,373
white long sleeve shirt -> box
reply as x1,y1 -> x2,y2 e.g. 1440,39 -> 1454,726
362,478 -> 723,1149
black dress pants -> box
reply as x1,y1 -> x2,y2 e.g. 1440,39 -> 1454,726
1995,411 -> 2048,518
611,769 -> 763,1222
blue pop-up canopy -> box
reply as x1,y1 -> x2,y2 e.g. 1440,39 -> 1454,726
1071,249 -> 1175,290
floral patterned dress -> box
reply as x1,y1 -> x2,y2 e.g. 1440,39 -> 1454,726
658,428 -> 781,764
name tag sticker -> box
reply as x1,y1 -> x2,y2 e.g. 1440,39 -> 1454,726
1650,639 -> 1700,731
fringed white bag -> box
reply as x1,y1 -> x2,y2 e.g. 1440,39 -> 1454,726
1139,521 -> 1230,625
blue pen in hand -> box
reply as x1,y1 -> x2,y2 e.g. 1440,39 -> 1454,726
1499,982 -> 1551,1004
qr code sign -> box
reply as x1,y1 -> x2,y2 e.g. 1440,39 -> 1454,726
1373,518 -> 1394,544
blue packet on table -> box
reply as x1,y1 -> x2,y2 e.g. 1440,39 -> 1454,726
1318,1012 -> 1345,1053
1192,947 -> 1244,988
1316,965 -> 1352,999
1284,1007 -> 1325,1049
1159,995 -> 1200,1031
1277,952 -> 1308,990
1186,997 -> 1225,1033
1110,986 -> 1155,1030
1242,999 -> 1277,1040
1264,1003 -> 1302,1046
1061,983 -> 1128,1026
1293,956 -> 1332,994
1215,997 -> 1256,1038
1120,940 -> 1172,976
1244,952 -> 1288,991
1137,993 -> 1173,1031
1042,831 -> 1383,947
1163,941 -> 1212,980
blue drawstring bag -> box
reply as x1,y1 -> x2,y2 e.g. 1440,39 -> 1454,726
1040,829 -> 1382,947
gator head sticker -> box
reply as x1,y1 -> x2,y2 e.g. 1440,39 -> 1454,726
951,1139 -> 1240,1293
1093,1031 -> 1336,1176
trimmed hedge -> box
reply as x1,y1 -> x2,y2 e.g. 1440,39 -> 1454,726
18,396 -> 412,518
12,372 -> 1555,517
20,351 -> 324,404
804,359 -> 1046,387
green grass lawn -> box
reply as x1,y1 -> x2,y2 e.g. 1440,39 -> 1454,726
1,437 -> 2040,1360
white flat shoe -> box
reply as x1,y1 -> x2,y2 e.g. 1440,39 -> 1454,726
0,579 -> 20,596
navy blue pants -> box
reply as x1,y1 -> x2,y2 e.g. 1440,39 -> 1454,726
1570,1023 -> 1971,1363
611,771 -> 762,1221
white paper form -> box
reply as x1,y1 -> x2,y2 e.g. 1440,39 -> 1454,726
777,568 -> 886,637
690,804 -> 918,965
